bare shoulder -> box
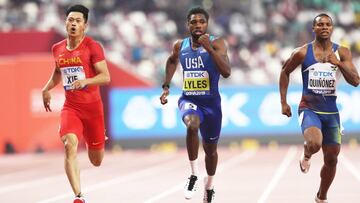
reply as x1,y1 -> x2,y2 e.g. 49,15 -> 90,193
169,39 -> 183,59
293,44 -> 307,57
173,39 -> 183,52
287,44 -> 308,63
337,45 -> 350,51
337,45 -> 352,59
212,36 -> 226,46
212,36 -> 225,42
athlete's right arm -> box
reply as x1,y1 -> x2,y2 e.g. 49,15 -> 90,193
41,67 -> 61,112
279,45 -> 306,117
160,40 -> 182,105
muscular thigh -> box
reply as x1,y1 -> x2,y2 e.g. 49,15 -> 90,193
82,114 -> 106,150
80,101 -> 106,150
320,113 -> 342,145
200,106 -> 222,144
299,109 -> 322,144
60,107 -> 83,138
299,109 -> 322,133
178,99 -> 204,123
62,101 -> 106,150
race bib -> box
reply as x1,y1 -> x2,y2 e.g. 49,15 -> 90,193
183,70 -> 210,96
60,66 -> 86,90
307,63 -> 338,95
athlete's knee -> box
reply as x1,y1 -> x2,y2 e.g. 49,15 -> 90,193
304,128 -> 322,151
184,115 -> 200,133
63,136 -> 78,156
90,158 -> 102,167
203,144 -> 217,157
306,141 -> 321,153
88,149 -> 104,167
205,149 -> 217,158
324,154 -> 338,167
186,121 -> 199,134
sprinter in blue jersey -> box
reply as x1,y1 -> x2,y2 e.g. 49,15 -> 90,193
160,7 -> 230,203
280,13 -> 359,203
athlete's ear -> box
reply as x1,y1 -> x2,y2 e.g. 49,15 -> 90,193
84,22 -> 88,31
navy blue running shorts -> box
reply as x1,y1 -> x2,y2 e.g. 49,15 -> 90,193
178,98 -> 222,144
298,109 -> 342,145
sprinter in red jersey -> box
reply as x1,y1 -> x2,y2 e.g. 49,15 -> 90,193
41,4 -> 110,203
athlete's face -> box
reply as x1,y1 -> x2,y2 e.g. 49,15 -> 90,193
312,16 -> 333,40
65,12 -> 87,38
187,14 -> 208,40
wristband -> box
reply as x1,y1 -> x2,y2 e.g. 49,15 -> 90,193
162,84 -> 170,89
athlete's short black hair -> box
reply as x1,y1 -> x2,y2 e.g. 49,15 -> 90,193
187,7 -> 209,22
312,13 -> 332,26
66,4 -> 89,23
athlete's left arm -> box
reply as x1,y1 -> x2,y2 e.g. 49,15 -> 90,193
89,60 -> 111,86
71,60 -> 110,89
198,35 -> 231,78
328,47 -> 360,87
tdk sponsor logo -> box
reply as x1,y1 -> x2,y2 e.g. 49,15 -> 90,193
314,71 -> 333,77
63,67 -> 83,74
186,72 -> 205,77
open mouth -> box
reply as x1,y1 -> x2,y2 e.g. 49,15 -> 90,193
194,30 -> 203,35
69,27 -> 76,34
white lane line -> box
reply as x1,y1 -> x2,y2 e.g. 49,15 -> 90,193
36,158 -> 184,203
0,168 -> 55,180
0,152 -> 176,194
143,149 -> 257,203
0,165 -> 109,194
339,154 -> 360,182
257,146 -> 297,203
0,174 -> 66,194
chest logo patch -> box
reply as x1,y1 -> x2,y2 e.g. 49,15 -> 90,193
60,66 -> 86,90
183,70 -> 210,96
306,63 -> 338,95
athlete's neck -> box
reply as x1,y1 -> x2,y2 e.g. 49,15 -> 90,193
314,38 -> 332,51
191,37 -> 201,49
67,34 -> 85,50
